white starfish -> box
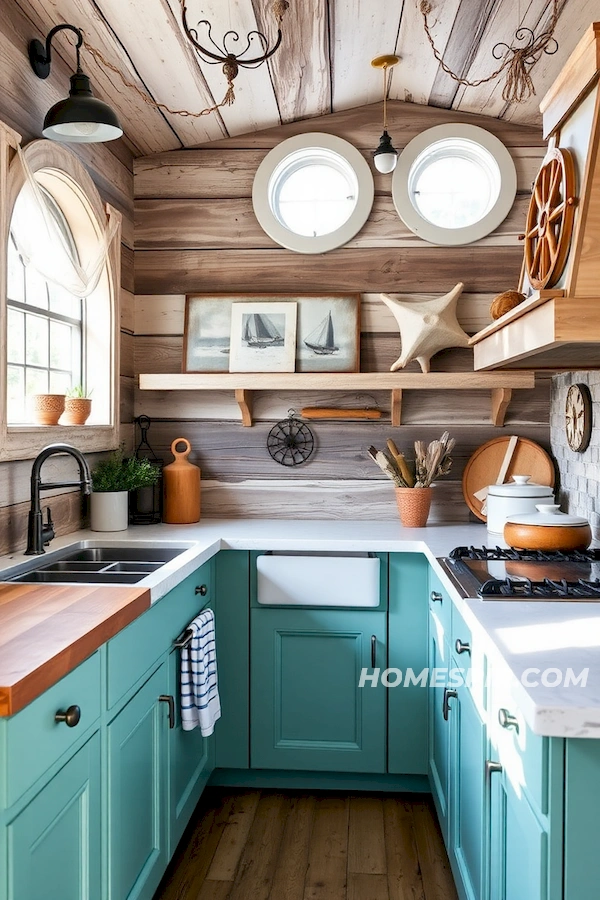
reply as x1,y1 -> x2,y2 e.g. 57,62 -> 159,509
379,282 -> 469,374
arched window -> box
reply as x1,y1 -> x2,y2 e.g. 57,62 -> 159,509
1,132 -> 121,460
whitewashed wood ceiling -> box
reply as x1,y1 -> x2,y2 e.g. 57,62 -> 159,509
14,0 -> 600,156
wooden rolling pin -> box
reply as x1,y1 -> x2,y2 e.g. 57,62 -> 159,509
301,407 -> 382,419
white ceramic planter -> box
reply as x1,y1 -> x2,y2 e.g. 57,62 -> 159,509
90,491 -> 129,532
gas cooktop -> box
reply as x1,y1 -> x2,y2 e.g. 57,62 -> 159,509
439,546 -> 600,600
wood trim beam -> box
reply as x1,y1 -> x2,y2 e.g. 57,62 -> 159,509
491,388 -> 513,426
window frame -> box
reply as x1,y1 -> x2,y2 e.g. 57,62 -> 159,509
391,123 -> 517,246
252,133 -> 375,254
0,129 -> 121,461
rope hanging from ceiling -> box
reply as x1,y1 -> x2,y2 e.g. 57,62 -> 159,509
419,0 -> 560,103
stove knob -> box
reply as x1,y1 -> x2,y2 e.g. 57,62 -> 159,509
498,708 -> 519,732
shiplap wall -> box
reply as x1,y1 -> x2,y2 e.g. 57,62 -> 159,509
0,3 -> 135,553
133,101 -> 552,520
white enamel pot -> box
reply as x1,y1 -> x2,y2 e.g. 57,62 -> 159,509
486,475 -> 554,536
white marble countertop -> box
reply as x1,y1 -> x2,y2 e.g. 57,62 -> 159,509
2,518 -> 600,739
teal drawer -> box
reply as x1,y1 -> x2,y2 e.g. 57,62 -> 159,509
429,568 -> 452,646
106,562 -> 213,710
5,652 -> 101,806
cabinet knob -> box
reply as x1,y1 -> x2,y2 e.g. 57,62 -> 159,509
430,591 -> 443,603
442,687 -> 457,721
455,639 -> 471,655
498,708 -> 519,732
55,705 -> 81,727
195,584 -> 208,596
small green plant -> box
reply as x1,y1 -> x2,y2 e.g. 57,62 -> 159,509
92,447 -> 160,493
67,384 -> 93,399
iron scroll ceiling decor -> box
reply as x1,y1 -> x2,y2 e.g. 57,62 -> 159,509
181,0 -> 289,107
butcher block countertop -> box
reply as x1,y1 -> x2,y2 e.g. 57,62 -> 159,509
0,582 -> 150,717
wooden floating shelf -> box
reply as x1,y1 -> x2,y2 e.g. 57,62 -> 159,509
139,372 -> 536,427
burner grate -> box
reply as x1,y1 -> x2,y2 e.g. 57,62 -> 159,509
451,546 -> 600,563
479,577 -> 600,598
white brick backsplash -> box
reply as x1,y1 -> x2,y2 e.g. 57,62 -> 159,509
552,373 -> 600,521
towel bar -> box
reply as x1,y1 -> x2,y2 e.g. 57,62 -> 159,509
172,600 -> 212,648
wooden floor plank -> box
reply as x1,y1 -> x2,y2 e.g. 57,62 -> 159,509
269,794 -> 315,900
196,881 -> 233,900
228,792 -> 289,900
303,795 -> 349,900
348,873 -> 390,900
383,797 -> 426,900
348,796 -> 387,875
412,799 -> 458,900
207,790 -> 261,881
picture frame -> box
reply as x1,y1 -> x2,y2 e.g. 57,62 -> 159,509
229,301 -> 298,373
183,293 -> 361,373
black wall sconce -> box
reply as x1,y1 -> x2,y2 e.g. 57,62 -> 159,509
29,23 -> 123,143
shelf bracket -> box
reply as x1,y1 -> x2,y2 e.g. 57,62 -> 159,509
491,388 -> 512,427
391,389 -> 402,427
235,389 -> 253,427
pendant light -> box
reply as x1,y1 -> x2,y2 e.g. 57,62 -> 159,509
29,24 -> 123,144
371,55 -> 400,174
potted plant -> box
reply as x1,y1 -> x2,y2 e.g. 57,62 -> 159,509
368,432 -> 455,527
90,448 -> 160,531
63,385 -> 92,425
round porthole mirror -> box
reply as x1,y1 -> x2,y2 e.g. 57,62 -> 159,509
252,133 -> 374,254
392,124 -> 517,245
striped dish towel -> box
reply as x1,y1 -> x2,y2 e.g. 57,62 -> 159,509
180,609 -> 221,735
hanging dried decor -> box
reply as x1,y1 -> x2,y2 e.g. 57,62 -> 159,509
419,0 -> 560,103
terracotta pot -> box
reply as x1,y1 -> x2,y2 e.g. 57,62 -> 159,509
504,504 -> 592,552
62,397 -> 92,426
395,487 -> 433,528
32,393 -> 65,426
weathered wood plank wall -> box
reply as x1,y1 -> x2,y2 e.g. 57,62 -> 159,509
133,102 -> 552,520
0,4 -> 135,551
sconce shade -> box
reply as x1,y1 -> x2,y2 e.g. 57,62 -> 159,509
42,72 -> 123,143
373,130 -> 398,174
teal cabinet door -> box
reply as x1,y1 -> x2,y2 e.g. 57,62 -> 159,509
167,647 -> 215,854
452,679 -> 486,900
428,620 -> 452,843
7,732 -> 101,900
251,608 -> 387,772
107,664 -> 168,900
490,768 -> 549,900
388,553 -> 428,774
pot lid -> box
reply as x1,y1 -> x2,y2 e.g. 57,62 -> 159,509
506,504 -> 590,527
487,475 -> 554,498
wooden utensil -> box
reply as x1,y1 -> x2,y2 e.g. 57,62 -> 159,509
301,407 -> 381,419
162,438 -> 201,524
462,436 -> 555,522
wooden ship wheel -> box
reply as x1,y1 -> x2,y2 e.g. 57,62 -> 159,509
522,148 -> 577,290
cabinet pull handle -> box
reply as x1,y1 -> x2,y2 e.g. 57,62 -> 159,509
371,635 -> 377,668
55,705 -> 81,727
498,708 -> 519,732
485,760 -> 503,785
442,688 -> 457,721
195,584 -> 207,596
455,639 -> 471,655
159,694 -> 175,729
431,591 -> 443,603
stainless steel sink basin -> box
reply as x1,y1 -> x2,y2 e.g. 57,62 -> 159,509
1,541 -> 190,586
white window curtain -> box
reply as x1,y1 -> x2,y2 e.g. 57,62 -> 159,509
11,144 -> 119,298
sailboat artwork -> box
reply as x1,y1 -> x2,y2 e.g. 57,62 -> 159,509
243,313 -> 285,348
304,310 -> 339,356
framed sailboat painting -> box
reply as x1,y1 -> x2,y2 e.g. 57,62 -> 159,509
229,301 -> 297,373
183,293 -> 360,373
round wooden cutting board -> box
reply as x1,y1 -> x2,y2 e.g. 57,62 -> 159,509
462,436 -> 556,522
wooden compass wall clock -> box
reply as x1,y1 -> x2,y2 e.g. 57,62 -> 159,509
565,383 -> 592,452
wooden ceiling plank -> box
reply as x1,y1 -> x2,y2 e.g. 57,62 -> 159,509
253,0 -> 331,122
504,0 -> 600,124
166,0 -> 281,138
392,0 -> 462,106
428,0 -> 498,109
453,0 -> 565,120
94,0 -> 227,146
330,1 -> 403,111
14,0 -> 180,155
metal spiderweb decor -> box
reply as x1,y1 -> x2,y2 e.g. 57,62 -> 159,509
268,411 -> 315,467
